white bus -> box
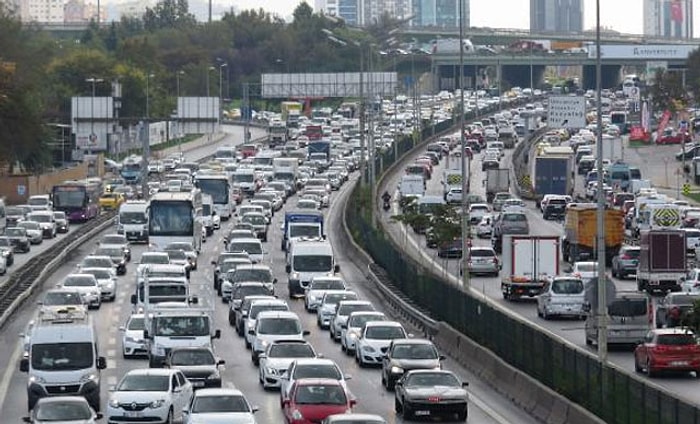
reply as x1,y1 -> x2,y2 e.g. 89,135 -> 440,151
148,190 -> 202,252
194,173 -> 233,220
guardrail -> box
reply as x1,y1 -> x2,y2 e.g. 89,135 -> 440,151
512,126 -> 549,201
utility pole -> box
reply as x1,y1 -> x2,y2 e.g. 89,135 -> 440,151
458,0 -> 470,289
176,70 -> 184,150
85,77 -> 103,158
243,83 -> 251,144
359,44 -> 366,187
142,73 -> 154,198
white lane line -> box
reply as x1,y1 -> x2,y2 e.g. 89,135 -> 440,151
107,349 -> 116,358
108,337 -> 116,346
0,341 -> 23,412
106,359 -> 117,369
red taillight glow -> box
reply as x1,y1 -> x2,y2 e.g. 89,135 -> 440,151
428,396 -> 440,403
620,255 -> 631,260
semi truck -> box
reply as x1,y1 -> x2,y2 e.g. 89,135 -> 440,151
485,168 -> 510,203
535,147 -> 573,196
501,235 -> 561,301
562,203 -> 625,264
637,229 -> 686,293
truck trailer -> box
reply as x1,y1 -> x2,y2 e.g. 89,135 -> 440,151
501,235 -> 561,300
637,229 -> 686,294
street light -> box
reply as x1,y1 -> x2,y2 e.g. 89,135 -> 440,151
176,70 -> 185,149
85,77 -> 104,156
458,0 -> 470,290
143,72 -> 154,197
219,63 -> 228,124
206,66 -> 216,141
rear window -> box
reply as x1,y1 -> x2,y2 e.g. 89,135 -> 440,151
621,248 -> 640,259
608,299 -> 647,317
551,279 -> 584,294
657,334 -> 696,346
470,249 -> 494,257
503,213 -> 526,222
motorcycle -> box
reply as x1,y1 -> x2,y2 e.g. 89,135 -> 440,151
382,199 -> 391,211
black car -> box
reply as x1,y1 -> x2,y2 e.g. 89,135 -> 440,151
0,237 -> 15,266
162,347 -> 224,389
4,227 -> 30,253
5,206 -> 25,227
93,245 -> 128,275
381,339 -> 445,390
395,370 -> 469,421
542,198 -> 567,220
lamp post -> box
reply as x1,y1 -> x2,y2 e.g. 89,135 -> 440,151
206,66 -> 215,140
176,70 -> 185,151
458,0 -> 470,289
219,63 -> 228,125
85,77 -> 104,157
142,72 -> 154,197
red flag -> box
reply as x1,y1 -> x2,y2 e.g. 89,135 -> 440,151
671,0 -> 683,23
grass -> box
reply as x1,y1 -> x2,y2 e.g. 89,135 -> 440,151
683,192 -> 700,204
109,134 -> 202,161
627,140 -> 653,148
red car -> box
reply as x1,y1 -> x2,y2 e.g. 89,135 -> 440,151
634,328 -> 700,377
283,378 -> 356,424
655,128 -> 691,145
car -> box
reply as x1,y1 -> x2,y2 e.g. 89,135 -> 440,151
162,347 -> 225,389
249,311 -> 309,366
611,246 -> 641,279
491,192 -> 512,212
681,268 -> 700,292
137,251 -> 171,275
182,388 -> 259,424
634,328 -> 700,377
99,234 -> 131,261
475,215 -> 493,238
330,300 -> 375,341
226,237 -> 264,263
37,288 -> 87,316
212,252 -> 251,288
241,212 -> 269,241
17,221 -> 43,244
304,276 -> 347,312
94,245 -> 128,275
243,298 -> 290,347
23,396 -> 102,424
59,273 -> 101,309
394,370 -> 469,421
52,211 -> 69,233
655,292 -> 700,328
541,195 -> 568,220
317,291 -> 359,329
165,249 -> 194,273
119,313 -> 147,358
296,198 -> 321,210
98,192 -> 125,210
230,294 -> 276,333
445,187 -> 462,204
282,378 -> 356,424
106,368 -> 193,424
321,414 -> 387,424
355,321 -> 409,367
280,359 -> 351,408
381,338 -> 444,390
221,265 -> 276,301
80,267 -> 117,301
216,258 -> 253,295
4,227 -> 30,253
464,247 -> 499,276
164,241 -> 199,270
570,261 -> 598,282
339,311 -> 386,354
0,236 -> 15,266
502,198 -> 526,210
27,211 -> 57,238
536,276 -> 586,320
6,205 -> 26,227
228,284 -> 276,330
258,339 -> 318,390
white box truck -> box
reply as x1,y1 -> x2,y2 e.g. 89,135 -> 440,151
501,235 -> 561,300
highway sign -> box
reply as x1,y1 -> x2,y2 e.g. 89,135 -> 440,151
547,96 -> 586,129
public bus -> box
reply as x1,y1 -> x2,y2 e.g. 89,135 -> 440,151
148,190 -> 202,252
194,173 -> 233,220
51,180 -> 101,222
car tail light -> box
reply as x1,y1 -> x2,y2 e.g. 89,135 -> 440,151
492,258 -> 499,264
619,255 -> 631,260
652,345 -> 670,354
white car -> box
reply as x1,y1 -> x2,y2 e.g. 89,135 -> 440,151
107,369 -> 193,424
27,211 -> 57,239
475,215 -> 493,238
18,221 -> 43,244
25,396 -> 102,424
536,276 -> 586,320
137,252 -> 171,276
119,313 -> 147,358
59,273 -> 101,309
571,261 -> 598,282
258,340 -> 317,390
355,321 -> 409,367
183,388 -> 259,424
468,203 -> 489,225
317,291 -> 359,329
340,311 -> 386,354
80,267 -> 117,301
165,241 -> 199,270
445,187 -> 462,204
330,300 -> 375,341
279,358 -> 350,407
304,276 -> 347,312
249,311 -> 309,365
244,299 -> 290,348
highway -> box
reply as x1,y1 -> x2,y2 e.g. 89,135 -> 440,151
379,128 -> 700,408
0,124 -> 540,423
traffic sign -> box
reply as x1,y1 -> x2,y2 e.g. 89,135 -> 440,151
683,183 -> 691,196
16,185 -> 26,196
629,86 -> 640,100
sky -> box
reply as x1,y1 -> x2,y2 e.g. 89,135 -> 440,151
213,0 -> 700,37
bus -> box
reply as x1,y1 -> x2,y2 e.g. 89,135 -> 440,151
194,173 -> 233,220
148,190 -> 203,252
51,180 -> 101,222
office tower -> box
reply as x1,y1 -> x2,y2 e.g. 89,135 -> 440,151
530,0 -> 583,33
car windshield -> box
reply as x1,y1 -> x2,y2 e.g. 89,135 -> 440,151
338,304 -> 373,316
348,314 -> 384,328
233,285 -> 270,300
7,207 -> 23,216
95,247 -> 123,257
311,280 -> 345,290
83,269 -> 112,279
391,344 -> 438,360
142,254 -> 169,264
154,316 -> 210,337
289,225 -> 321,238
5,228 -> 24,237
230,242 -> 262,255
293,255 -> 333,272
250,304 -> 288,319
366,326 -> 406,340
551,279 -> 584,295
232,269 -> 272,283
29,214 -> 51,223
269,343 -> 315,358
19,222 -> 39,230
31,342 -> 94,371
120,211 -> 146,224
35,401 -> 92,420
165,242 -> 193,251
118,374 -> 169,391
102,235 -> 126,245
170,349 -> 215,366
63,276 -> 96,287
166,250 -> 187,260
622,249 -> 640,259
608,299 -> 647,317
657,334 -> 697,345
28,198 -> 48,206
670,295 -> 700,306
576,263 -> 597,273
469,249 -> 494,258
257,318 -> 301,335
405,372 -> 460,387
127,317 -> 145,331
294,384 -> 346,405
82,257 -> 112,268
502,213 -> 526,222
43,291 -> 83,306
324,293 -> 358,305
192,395 -> 251,413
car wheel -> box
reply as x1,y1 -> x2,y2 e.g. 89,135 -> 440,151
457,409 -> 468,421
646,360 -> 656,377
634,358 -> 642,373
403,402 -> 414,419
341,341 -> 346,352
166,408 -> 173,424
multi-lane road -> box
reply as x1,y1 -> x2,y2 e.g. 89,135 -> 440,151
0,124 -> 541,423
379,129 -> 700,407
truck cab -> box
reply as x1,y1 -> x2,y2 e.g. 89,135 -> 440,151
117,201 -> 149,243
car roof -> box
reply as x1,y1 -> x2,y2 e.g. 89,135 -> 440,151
256,310 -> 299,319
125,368 -> 179,377
365,320 -> 403,328
391,338 -> 434,345
193,388 -> 245,397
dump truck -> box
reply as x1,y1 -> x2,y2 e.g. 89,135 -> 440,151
501,235 -> 560,301
562,203 -> 625,265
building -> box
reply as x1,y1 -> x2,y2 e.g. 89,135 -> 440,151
411,0 -> 469,28
63,0 -> 87,22
19,0 -> 65,23
530,0 -> 583,33
644,0 -> 694,39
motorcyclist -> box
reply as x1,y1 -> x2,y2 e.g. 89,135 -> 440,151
382,191 -> 391,203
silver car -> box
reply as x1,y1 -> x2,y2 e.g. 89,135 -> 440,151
465,247 -> 500,276
18,221 -> 43,244
536,277 -> 586,320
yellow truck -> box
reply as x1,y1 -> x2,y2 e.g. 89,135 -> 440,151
562,203 -> 624,265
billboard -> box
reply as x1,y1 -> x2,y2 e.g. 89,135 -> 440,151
261,73 -> 398,99
176,97 -> 219,135
71,96 -> 114,152
588,44 -> 696,60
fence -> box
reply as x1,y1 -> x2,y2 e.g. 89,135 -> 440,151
345,103 -> 700,424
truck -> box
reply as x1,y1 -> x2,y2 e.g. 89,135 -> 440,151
535,147 -> 574,196
501,235 -> 561,301
120,155 -> 143,184
498,127 -> 518,148
117,200 -> 149,243
308,141 -> 331,169
562,203 -> 625,264
633,197 -> 675,235
637,229 -> 686,293
268,120 -> 288,147
485,168 -> 510,203
281,101 -> 303,123
399,175 -> 425,202
273,157 -> 299,189
282,210 -> 325,251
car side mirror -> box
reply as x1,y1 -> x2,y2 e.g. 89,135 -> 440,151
349,399 -> 357,407
334,264 -> 340,273
341,324 -> 347,329
19,358 -> 29,373
344,374 -> 352,380
285,264 -> 292,273
190,296 -> 199,305
22,417 -> 31,423
161,361 -> 169,367
252,405 -> 259,413
173,386 -> 181,393
95,413 -> 103,419
258,353 -> 267,359
130,294 -> 137,305
273,278 -> 278,285
462,382 -> 469,387
217,359 -> 226,365
97,356 -> 107,369
248,329 -> 255,336
282,400 -> 290,407
213,329 -> 221,339
211,260 -> 217,265
143,330 -> 150,339
439,355 -> 446,361
303,330 -> 310,336
182,408 -> 189,415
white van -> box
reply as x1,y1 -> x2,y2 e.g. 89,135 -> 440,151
286,238 -> 339,297
28,195 -> 52,212
118,201 -> 149,243
19,310 -> 106,411
249,310 -> 309,365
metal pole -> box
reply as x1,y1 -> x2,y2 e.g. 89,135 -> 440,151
594,0 -> 608,366
459,0 -> 470,289
176,71 -> 183,152
682,69 -> 688,182
359,44 -> 366,186
142,73 -> 152,198
243,83 -> 251,144
90,79 -> 95,157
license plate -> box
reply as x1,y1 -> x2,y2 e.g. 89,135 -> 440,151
414,410 -> 430,416
193,381 -> 205,387
124,411 -> 143,418
670,361 -> 689,366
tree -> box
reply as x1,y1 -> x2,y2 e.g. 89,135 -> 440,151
143,0 -> 196,32
649,69 -> 688,114
686,48 -> 700,104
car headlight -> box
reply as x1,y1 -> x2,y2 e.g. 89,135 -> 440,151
291,272 -> 300,280
247,321 -> 255,329
29,375 -> 46,384
349,332 -> 358,340
108,398 -> 120,408
90,290 -> 100,297
80,373 -> 97,383
390,366 -> 404,374
291,409 -> 303,420
125,336 -> 137,343
207,370 -> 221,379
260,340 -> 269,348
149,399 -> 165,409
308,295 -> 316,302
266,367 -> 277,375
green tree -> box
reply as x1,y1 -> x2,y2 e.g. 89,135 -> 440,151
649,69 -> 687,114
686,48 -> 700,104
143,0 -> 196,32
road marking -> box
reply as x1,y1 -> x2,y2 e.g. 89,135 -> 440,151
108,337 -> 116,346
0,341 -> 23,412
107,349 -> 116,358
106,359 -> 117,369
